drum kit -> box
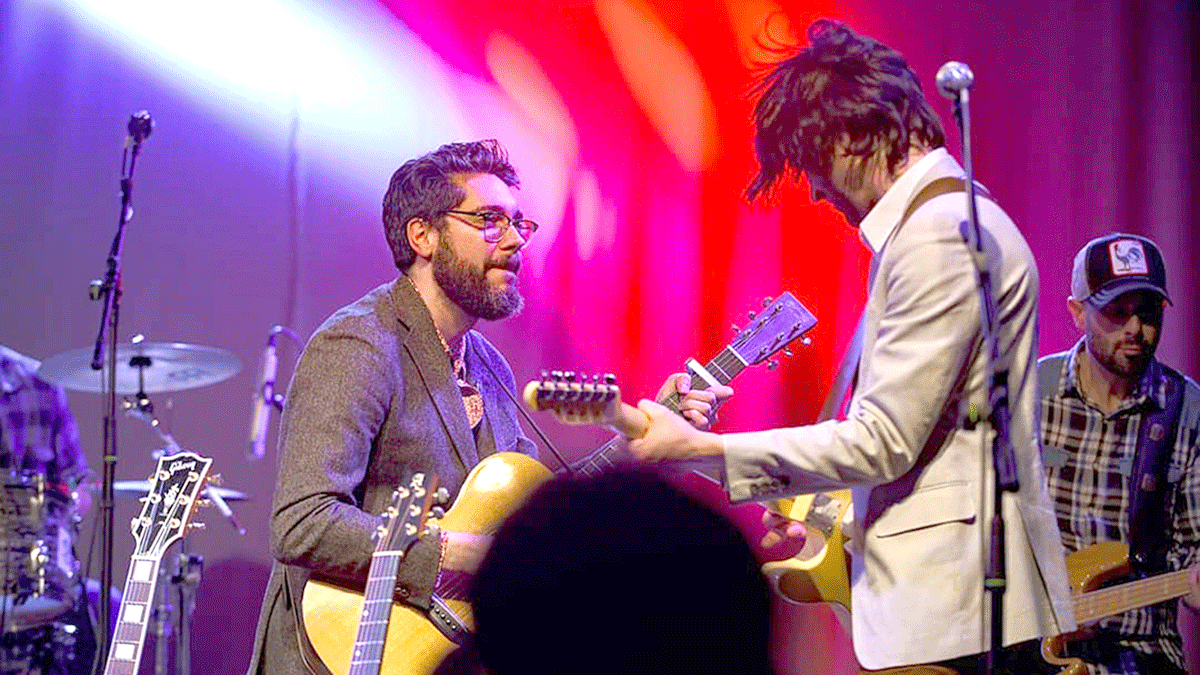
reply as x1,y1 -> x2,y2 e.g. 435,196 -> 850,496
0,338 -> 251,675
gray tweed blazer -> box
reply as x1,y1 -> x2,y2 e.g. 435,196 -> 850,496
246,277 -> 536,675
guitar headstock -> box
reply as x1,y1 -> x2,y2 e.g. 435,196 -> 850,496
373,472 -> 445,555
130,451 -> 213,558
522,371 -> 623,427
729,292 -> 818,367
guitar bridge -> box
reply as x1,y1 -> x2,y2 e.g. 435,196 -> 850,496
804,492 -> 843,537
428,596 -> 470,645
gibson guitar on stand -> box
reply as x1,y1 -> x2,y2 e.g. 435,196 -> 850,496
303,292 -> 818,675
102,451 -> 212,675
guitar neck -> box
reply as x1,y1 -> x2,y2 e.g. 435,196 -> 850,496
348,551 -> 405,675
1075,568 -> 1191,624
658,347 -> 745,415
103,556 -> 162,675
569,348 -> 744,477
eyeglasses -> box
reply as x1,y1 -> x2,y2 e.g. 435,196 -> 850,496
442,209 -> 539,243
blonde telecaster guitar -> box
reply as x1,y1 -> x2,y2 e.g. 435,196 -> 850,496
302,292 -> 817,675
1042,540 -> 1196,675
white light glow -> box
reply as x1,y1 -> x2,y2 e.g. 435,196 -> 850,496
40,0 -> 472,188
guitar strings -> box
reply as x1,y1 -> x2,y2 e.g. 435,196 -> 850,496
571,347 -> 746,477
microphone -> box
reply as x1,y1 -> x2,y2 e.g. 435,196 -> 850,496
935,61 -> 974,100
127,110 -> 154,143
248,329 -> 279,460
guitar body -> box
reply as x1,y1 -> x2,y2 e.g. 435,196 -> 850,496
1040,541 -> 1134,675
304,452 -> 553,675
303,581 -> 455,675
763,490 -> 854,617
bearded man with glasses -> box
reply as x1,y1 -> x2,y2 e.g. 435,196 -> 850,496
245,139 -> 723,675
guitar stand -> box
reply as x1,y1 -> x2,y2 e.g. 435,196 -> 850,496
149,543 -> 203,675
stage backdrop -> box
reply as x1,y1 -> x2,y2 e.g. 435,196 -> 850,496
1,0 -> 1195,672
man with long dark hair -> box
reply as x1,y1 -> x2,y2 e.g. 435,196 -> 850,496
628,20 -> 1075,673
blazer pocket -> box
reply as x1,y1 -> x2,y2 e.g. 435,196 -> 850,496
872,481 -> 976,538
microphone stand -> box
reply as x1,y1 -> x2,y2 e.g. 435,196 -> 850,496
946,78 -> 1020,675
88,111 -> 152,674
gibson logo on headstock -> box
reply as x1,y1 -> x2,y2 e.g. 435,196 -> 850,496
168,459 -> 197,474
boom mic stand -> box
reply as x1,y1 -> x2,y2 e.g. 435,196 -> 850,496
936,62 -> 1020,675
88,110 -> 153,675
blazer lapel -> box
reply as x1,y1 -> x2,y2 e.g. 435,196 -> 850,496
391,279 -> 479,470
463,335 -> 510,457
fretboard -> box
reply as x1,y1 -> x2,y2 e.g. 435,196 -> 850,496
103,555 -> 162,675
347,550 -> 405,675
567,347 -> 746,477
1075,568 -> 1191,624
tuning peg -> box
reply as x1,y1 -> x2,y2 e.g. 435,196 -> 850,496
195,499 -> 212,509
130,518 -> 139,534
731,324 -> 740,333
603,373 -> 616,385
783,349 -> 794,358
767,360 -> 779,371
208,473 -> 224,486
187,522 -> 206,531
747,310 -> 757,320
564,371 -> 576,381
801,337 -> 812,345
762,296 -> 773,307
431,506 -> 446,519
434,487 -> 451,506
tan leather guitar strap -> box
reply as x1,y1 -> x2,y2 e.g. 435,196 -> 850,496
818,176 -> 993,421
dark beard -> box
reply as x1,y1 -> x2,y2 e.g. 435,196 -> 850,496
1089,330 -> 1156,380
432,235 -> 523,321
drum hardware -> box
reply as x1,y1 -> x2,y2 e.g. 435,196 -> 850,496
0,474 -> 79,636
149,547 -> 203,675
38,333 -> 244,671
0,619 -> 81,675
119,397 -> 249,537
36,330 -> 242,670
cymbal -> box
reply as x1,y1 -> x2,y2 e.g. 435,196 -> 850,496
37,342 -> 241,394
111,480 -> 250,502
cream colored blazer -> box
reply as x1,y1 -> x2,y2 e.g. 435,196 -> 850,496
724,151 -> 1075,669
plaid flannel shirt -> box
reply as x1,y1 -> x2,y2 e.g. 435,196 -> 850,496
1039,340 -> 1200,674
0,346 -> 90,487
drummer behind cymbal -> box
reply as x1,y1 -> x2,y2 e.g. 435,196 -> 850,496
0,345 -> 93,504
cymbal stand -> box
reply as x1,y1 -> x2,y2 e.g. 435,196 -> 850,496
124,400 -> 247,536
150,538 -> 203,675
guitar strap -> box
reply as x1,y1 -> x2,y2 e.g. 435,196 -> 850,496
804,178 -> 996,537
817,176 -> 993,421
1129,369 -> 1185,575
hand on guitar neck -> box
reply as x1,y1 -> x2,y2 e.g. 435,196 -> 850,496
523,372 -> 808,553
521,372 -> 728,463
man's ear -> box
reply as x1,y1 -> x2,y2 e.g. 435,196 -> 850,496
407,216 -> 438,261
1067,296 -> 1086,331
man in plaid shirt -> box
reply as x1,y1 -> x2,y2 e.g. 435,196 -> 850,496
0,345 -> 90,490
1038,234 -> 1200,674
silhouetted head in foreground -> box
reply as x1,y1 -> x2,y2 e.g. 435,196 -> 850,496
470,466 -> 775,675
